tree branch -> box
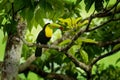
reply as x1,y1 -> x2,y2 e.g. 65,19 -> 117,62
19,64 -> 76,80
87,17 -> 120,32
90,47 -> 120,67
65,52 -> 89,72
85,14 -> 93,31
20,36 -> 60,51
19,54 -> 36,73
61,27 -> 86,52
20,15 -> 120,53
79,1 -> 120,24
19,17 -> 120,76
60,14 -> 120,73
62,11 -> 120,53
19,3 -> 120,76
7,39 -> 116,74
21,15 -> 119,73
61,17 -> 117,52
106,0 -> 120,12
87,18 -> 112,32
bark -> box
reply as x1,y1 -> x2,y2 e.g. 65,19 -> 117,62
19,54 -> 36,73
20,64 -> 76,80
1,21 -> 26,80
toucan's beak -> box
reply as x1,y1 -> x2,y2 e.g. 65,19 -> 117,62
49,23 -> 63,30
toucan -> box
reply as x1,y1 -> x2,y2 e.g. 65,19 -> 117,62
35,23 -> 62,57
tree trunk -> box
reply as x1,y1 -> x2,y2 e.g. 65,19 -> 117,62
1,21 -> 26,80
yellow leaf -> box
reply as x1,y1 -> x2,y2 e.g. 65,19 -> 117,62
78,20 -> 89,27
58,17 -> 82,29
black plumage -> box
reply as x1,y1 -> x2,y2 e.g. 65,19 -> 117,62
35,23 -> 51,57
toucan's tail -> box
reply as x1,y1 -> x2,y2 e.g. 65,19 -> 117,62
35,47 -> 42,57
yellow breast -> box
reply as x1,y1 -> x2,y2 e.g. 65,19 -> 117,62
45,26 -> 53,38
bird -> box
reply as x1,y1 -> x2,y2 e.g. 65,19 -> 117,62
35,23 -> 62,57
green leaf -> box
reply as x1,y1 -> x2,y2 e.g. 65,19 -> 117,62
116,58 -> 120,64
80,38 -> 98,44
0,16 -> 4,28
22,45 -> 29,59
63,57 -> 71,63
51,29 -> 62,42
69,45 -> 80,55
5,2 -> 12,12
3,21 -> 18,34
14,0 -> 25,12
0,0 -> 7,10
47,49 -> 63,65
27,72 -> 38,80
2,35 -> 7,44
75,0 -> 82,6
26,8 -> 34,24
35,8 -> 44,27
27,20 -> 33,31
31,17 -> 38,28
105,0 -> 110,3
59,39 -> 71,46
113,43 -> 120,50
39,0 -> 64,21
21,6 -> 36,30
78,19 -> 88,27
84,0 -> 95,12
24,7 -> 34,31
80,49 -> 88,64
9,0 -> 14,3
41,51 -> 51,62
39,0 -> 53,18
95,0 -> 104,11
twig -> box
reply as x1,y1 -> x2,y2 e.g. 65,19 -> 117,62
61,17 -> 117,52
20,16 -> 120,73
61,27 -> 86,52
87,17 -> 120,32
60,14 -> 120,73
106,0 -> 120,12
87,19 -> 113,32
98,38 -> 120,47
85,15 -> 93,31
19,3 -> 120,75
82,37 -> 120,47
79,1 -> 120,24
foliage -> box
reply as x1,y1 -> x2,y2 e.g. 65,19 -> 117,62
93,64 -> 120,80
0,0 -> 120,80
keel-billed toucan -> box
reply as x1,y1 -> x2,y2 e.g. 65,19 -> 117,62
35,23 -> 62,57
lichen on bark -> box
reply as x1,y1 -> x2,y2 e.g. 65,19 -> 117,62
1,21 -> 26,80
